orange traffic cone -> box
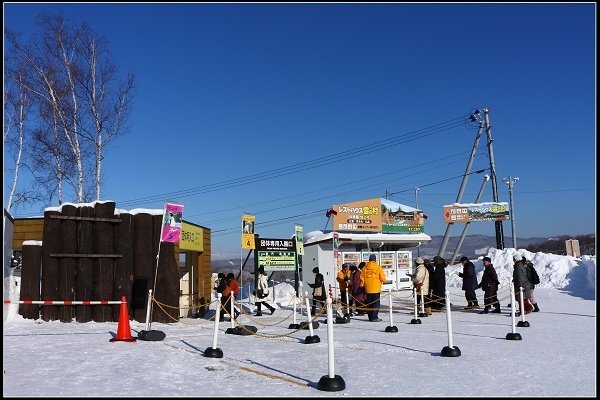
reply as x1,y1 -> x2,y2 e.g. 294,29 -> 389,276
110,296 -> 136,342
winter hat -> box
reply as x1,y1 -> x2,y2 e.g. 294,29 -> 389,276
415,257 -> 424,264
482,257 -> 491,263
513,253 -> 522,262
312,267 -> 319,274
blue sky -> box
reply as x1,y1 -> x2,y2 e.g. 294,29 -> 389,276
4,3 -> 596,255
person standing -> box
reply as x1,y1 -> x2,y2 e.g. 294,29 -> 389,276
410,257 -> 430,315
255,266 -> 275,316
308,267 -> 326,315
336,263 -> 352,309
215,272 -> 227,319
360,254 -> 386,322
478,257 -> 501,314
513,254 -> 533,315
523,256 -> 541,312
458,256 -> 480,309
430,256 -> 447,310
351,262 -> 366,316
423,258 -> 435,299
221,273 -> 241,320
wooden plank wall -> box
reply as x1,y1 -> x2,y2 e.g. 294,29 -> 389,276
14,205 -> 212,324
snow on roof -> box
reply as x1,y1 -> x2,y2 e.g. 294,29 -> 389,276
304,230 -> 431,246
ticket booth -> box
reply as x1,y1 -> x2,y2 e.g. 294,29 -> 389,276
301,231 -> 431,300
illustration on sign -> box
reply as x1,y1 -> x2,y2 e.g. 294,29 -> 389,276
161,203 -> 184,243
241,214 -> 256,249
332,198 -> 425,233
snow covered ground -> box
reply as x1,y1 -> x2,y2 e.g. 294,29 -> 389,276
3,248 -> 596,397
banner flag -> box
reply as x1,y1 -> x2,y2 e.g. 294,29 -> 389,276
161,202 -> 184,243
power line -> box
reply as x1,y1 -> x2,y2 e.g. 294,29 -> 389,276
116,115 -> 468,207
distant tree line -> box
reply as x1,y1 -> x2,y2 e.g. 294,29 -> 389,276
525,234 -> 595,256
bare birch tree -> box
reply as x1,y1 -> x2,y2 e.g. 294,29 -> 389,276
75,23 -> 134,200
4,12 -> 134,209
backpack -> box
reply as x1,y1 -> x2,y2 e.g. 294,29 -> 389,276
530,264 -> 540,285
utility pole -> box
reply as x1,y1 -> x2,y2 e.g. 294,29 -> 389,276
438,118 -> 484,259
484,108 -> 505,249
503,176 -> 519,249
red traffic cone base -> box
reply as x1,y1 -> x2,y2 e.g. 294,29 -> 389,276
110,296 -> 137,342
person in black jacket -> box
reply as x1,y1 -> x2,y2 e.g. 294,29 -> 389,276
478,257 -> 501,314
458,256 -> 479,309
308,267 -> 326,315
430,256 -> 447,310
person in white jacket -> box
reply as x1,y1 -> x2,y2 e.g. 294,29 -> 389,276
255,266 -> 275,316
410,257 -> 431,315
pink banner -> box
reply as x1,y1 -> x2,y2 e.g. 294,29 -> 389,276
161,203 -> 184,243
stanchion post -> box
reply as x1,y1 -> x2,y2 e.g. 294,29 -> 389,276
230,295 -> 235,329
385,288 -> 398,333
517,286 -> 530,327
145,289 -> 153,331
204,294 -> 223,357
304,291 -> 320,343
441,289 -> 461,356
506,285 -> 522,340
345,287 -> 350,316
411,287 -> 421,324
317,296 -> 345,391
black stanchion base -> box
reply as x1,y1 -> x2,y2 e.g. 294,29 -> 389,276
225,325 -> 258,335
517,321 -> 530,327
300,321 -> 319,330
203,347 -> 223,358
317,374 -> 346,392
506,332 -> 523,340
418,312 -> 428,318
410,318 -> 422,324
304,335 -> 321,344
335,316 -> 350,324
385,326 -> 398,333
441,346 -> 461,357
137,330 -> 166,341
288,323 -> 300,329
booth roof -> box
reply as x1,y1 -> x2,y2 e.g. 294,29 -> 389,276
304,230 -> 432,247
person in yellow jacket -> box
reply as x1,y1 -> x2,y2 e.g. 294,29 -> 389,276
336,263 -> 352,309
360,254 -> 386,322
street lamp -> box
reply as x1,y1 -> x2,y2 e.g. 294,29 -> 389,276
503,176 -> 519,249
414,187 -> 420,210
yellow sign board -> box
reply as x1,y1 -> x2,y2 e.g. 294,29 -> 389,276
179,222 -> 204,251
242,214 -> 256,249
